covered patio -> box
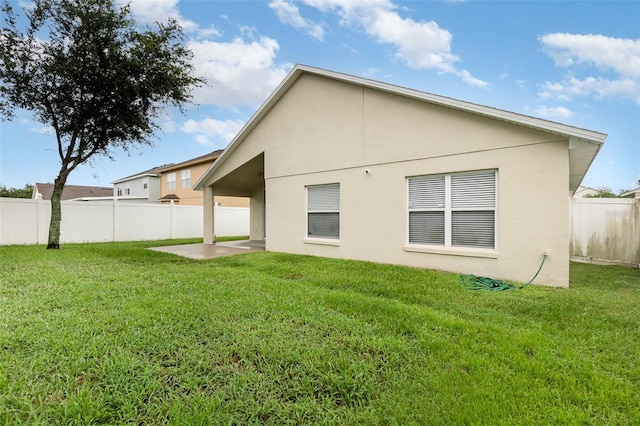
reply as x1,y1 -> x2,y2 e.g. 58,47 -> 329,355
149,239 -> 265,260
200,153 -> 265,245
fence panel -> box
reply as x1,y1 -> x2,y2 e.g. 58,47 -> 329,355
61,201 -> 114,243
0,198 -> 40,245
117,203 -> 172,242
570,198 -> 639,267
171,205 -> 205,239
0,198 -> 249,245
215,206 -> 251,237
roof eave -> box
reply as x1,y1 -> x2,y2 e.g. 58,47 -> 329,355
194,67 -> 305,190
194,64 -> 607,190
111,173 -> 160,184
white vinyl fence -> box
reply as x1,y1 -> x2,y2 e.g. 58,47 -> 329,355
570,198 -> 640,267
0,198 -> 249,245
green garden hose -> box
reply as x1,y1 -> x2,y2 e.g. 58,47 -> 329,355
460,254 -> 547,291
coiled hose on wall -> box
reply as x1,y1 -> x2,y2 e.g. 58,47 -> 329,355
459,254 -> 547,291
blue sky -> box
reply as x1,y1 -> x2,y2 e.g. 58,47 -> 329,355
1,0 -> 639,193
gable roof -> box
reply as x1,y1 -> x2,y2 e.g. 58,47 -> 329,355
159,193 -> 180,201
194,64 -> 606,191
159,149 -> 224,173
620,187 -> 640,198
111,164 -> 173,184
33,183 -> 113,200
112,149 -> 224,185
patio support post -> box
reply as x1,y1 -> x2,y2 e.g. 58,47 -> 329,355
203,185 -> 216,244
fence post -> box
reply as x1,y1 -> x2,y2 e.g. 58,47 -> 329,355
170,200 -> 175,240
37,198 -> 45,245
635,198 -> 640,268
113,198 -> 119,242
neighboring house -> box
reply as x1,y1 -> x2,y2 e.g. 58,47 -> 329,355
111,164 -> 170,202
32,182 -> 113,201
194,65 -> 606,287
620,188 -> 640,198
158,149 -> 248,207
573,186 -> 600,198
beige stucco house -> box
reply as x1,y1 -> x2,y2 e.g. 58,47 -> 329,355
159,150 -> 248,207
194,65 -> 606,287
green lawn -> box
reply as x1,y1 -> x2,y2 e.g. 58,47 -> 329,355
1,240 -> 638,425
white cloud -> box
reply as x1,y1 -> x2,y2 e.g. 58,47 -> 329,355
539,33 -> 640,104
363,67 -> 380,77
541,74 -> 639,104
456,69 -> 488,88
121,1 -> 290,108
187,36 -> 292,107
269,0 -> 325,41
122,0 -> 218,37
182,118 -> 245,146
516,79 -> 528,90
342,43 -> 358,54
534,105 -> 575,120
298,0 -> 486,86
29,124 -> 53,135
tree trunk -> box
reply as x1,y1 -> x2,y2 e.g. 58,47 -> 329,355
47,174 -> 68,249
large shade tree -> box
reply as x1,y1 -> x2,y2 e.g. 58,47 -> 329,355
0,0 -> 203,248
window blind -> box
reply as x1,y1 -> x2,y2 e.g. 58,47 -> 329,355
451,211 -> 495,248
451,171 -> 495,209
408,175 -> 445,209
307,184 -> 340,239
409,211 -> 445,245
408,170 -> 496,249
308,184 -> 340,211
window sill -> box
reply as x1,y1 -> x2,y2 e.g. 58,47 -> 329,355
404,244 -> 498,259
304,237 -> 340,247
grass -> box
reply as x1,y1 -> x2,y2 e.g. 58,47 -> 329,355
1,239 -> 639,425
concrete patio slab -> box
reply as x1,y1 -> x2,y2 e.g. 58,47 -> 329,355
149,240 -> 265,260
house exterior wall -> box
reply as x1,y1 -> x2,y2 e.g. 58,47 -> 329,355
161,162 -> 249,207
113,175 -> 160,201
249,183 -> 265,241
258,74 -> 571,286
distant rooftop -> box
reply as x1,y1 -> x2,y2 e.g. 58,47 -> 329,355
33,183 -> 113,200
111,164 -> 174,184
158,149 -> 224,172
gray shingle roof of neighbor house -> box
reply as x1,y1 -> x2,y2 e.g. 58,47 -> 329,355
111,149 -> 224,185
620,187 -> 640,197
157,149 -> 225,173
111,164 -> 174,184
194,64 -> 607,192
33,183 -> 113,200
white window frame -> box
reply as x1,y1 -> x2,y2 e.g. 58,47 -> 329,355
406,170 -> 498,257
305,183 -> 340,244
166,172 -> 176,191
181,169 -> 191,189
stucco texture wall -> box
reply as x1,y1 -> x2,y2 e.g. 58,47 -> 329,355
214,73 -> 572,286
264,74 -> 570,286
161,162 -> 249,207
